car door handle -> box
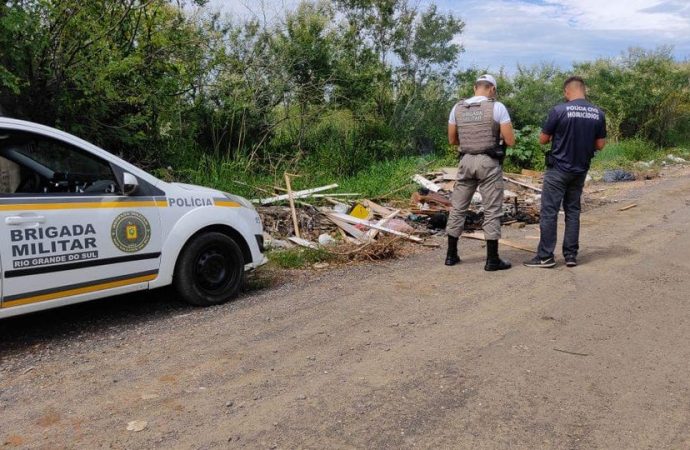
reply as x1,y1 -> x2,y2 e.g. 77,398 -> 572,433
5,215 -> 47,225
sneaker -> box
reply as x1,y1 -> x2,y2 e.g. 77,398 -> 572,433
565,256 -> 577,267
523,256 -> 556,268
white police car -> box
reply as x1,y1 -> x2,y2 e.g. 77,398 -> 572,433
0,118 -> 267,318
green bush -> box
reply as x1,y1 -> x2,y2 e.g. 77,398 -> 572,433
505,125 -> 547,171
591,138 -> 662,170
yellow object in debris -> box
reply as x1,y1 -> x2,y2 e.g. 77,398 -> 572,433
349,203 -> 371,220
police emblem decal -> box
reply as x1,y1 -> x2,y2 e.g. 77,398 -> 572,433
111,211 -> 151,252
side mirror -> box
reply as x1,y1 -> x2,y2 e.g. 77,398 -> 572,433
122,172 -> 139,195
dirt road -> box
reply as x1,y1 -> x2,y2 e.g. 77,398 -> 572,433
2,169 -> 690,449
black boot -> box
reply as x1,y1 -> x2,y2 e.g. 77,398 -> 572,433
445,235 -> 460,266
484,239 -> 511,271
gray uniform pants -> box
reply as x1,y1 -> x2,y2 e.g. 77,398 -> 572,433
446,154 -> 504,240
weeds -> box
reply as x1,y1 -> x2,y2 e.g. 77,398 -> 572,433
591,139 -> 664,171
267,247 -> 338,270
173,152 -> 451,201
164,134 -> 684,203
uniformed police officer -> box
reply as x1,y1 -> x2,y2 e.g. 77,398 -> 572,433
445,74 -> 515,271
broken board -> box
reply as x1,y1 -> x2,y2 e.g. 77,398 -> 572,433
461,231 -> 536,253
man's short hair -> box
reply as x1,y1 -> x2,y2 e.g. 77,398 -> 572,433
563,76 -> 585,90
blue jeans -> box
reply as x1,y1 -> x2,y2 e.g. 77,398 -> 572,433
537,168 -> 587,259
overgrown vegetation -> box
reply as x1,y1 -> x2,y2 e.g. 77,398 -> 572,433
590,139 -> 662,170
1,1 -> 689,196
266,247 -> 336,269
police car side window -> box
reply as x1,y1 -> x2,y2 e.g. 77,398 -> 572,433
0,132 -> 118,195
0,156 -> 21,194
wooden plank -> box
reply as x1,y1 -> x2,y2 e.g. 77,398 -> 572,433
288,237 -> 318,249
618,204 -> 638,212
325,198 -> 349,207
323,214 -> 370,242
360,199 -> 396,217
367,209 -> 400,239
327,212 -> 423,242
309,193 -> 360,198
461,232 -> 536,253
410,209 -> 446,215
284,173 -> 300,239
412,174 -> 441,192
418,191 -> 452,207
253,184 -> 339,205
503,176 -> 542,193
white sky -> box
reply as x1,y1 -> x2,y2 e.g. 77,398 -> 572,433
207,0 -> 690,72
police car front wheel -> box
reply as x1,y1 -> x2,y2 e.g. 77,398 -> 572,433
174,232 -> 244,306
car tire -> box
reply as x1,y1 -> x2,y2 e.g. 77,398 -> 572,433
174,232 -> 245,306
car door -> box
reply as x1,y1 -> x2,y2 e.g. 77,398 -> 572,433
0,129 -> 162,313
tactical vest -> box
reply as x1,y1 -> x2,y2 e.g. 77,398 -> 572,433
454,98 -> 501,155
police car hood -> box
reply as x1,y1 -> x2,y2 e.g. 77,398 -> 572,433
170,182 -> 223,196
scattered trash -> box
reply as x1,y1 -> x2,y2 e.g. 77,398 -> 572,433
666,154 -> 687,164
326,212 -> 423,242
412,174 -> 441,192
503,175 -> 542,193
428,212 -> 448,229
126,421 -> 148,432
288,237 -> 318,249
249,166 -> 549,265
349,203 -> 371,220
332,202 -> 349,214
409,169 -> 542,227
553,348 -> 589,357
267,238 -> 292,250
603,169 -> 635,182
385,218 -> 416,234
318,233 -> 337,246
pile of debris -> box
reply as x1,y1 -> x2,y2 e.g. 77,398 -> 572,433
409,167 -> 544,229
254,176 -> 429,255
252,168 -> 545,254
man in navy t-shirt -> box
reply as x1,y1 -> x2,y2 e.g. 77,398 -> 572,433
525,76 -> 606,268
